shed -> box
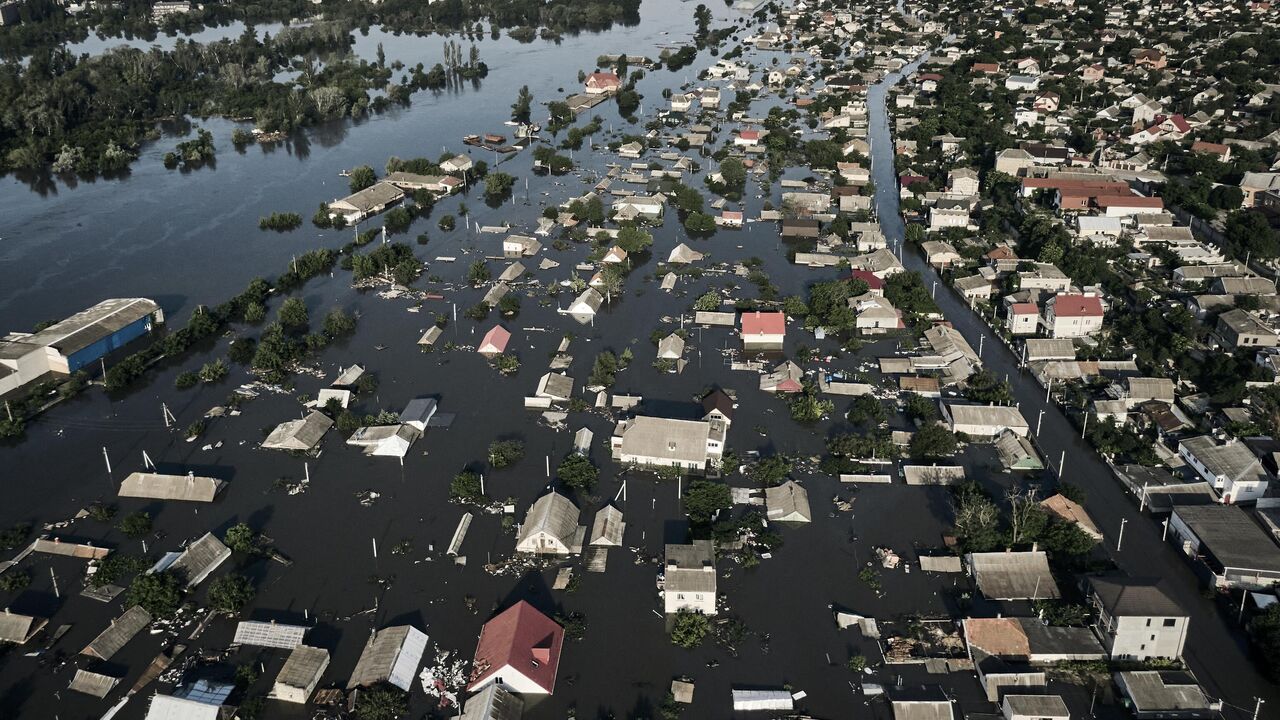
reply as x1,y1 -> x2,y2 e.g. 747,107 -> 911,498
399,398 -> 439,432
233,620 -> 309,649
418,326 -> 444,347
589,505 -> 626,546
82,605 -> 151,659
765,481 -> 812,523
270,645 -> 329,704
261,411 -> 333,452
119,472 -> 226,502
536,373 -> 574,402
68,669 -> 120,698
966,551 -> 1060,600
347,625 -> 429,691
332,364 -> 366,388
568,288 -> 604,324
903,465 -> 966,485
573,428 -> 593,454
460,683 -> 525,720
694,311 -> 736,326
731,689 -> 794,711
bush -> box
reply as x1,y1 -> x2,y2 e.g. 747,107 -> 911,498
353,685 -> 408,720
224,523 -> 257,554
175,371 -> 199,389
488,439 -> 526,469
0,569 -> 31,592
258,212 -> 303,232
117,511 -> 152,539
683,479 -> 731,524
127,571 -> 183,618
208,573 -> 255,615
910,423 -> 958,459
451,471 -> 485,503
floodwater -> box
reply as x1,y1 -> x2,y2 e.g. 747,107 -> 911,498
0,4 -> 1193,720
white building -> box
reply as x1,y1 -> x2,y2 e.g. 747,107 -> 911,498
1177,435 -> 1271,504
515,492 -> 585,555
663,540 -> 717,615
611,415 -> 725,472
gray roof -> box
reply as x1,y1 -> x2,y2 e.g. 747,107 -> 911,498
589,505 -> 626,546
1179,436 -> 1270,487
335,182 -> 404,212
613,416 -> 713,466
0,610 -> 45,643
347,625 -> 428,690
400,398 -> 439,426
262,411 -> 333,451
765,481 -> 812,522
119,472 -> 226,502
1023,338 -> 1076,361
946,403 -> 1029,431
1172,505 -> 1280,572
888,685 -> 954,720
22,298 -> 158,356
168,533 -> 231,588
82,605 -> 151,659
274,645 -> 329,690
967,551 -> 1060,599
1002,694 -> 1069,718
665,540 -> 717,594
233,620 -> 309,649
1089,577 -> 1183,617
460,683 -> 525,720
1116,671 -> 1210,712
68,669 -> 120,698
517,492 -> 582,548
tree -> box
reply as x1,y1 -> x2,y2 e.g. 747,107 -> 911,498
278,298 -> 308,331
952,483 -> 1000,552
467,260 -> 490,285
693,291 -> 721,312
616,225 -> 653,253
671,610 -> 710,648
683,479 -> 731,524
846,395 -> 886,426
1208,184 -> 1244,210
118,511 -> 152,539
349,165 -> 377,193
484,172 -> 515,199
910,423 -> 958,460
788,383 -> 833,423
224,523 -> 257,554
323,309 -> 357,337
903,393 -> 938,422
1006,487 -> 1046,545
208,573 -> 255,615
127,571 -> 183,618
557,454 -> 599,492
511,85 -> 534,122
590,351 -> 619,387
749,455 -> 791,486
354,684 -> 409,720
683,212 -> 717,234
964,369 -> 1013,404
488,439 -> 526,468
1250,604 -> 1280,681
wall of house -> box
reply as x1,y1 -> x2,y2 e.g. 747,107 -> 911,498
1105,616 -> 1189,661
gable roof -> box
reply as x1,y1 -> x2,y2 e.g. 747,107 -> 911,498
469,601 -> 565,694
741,311 -> 785,336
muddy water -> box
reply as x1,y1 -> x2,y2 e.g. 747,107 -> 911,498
0,9 -> 1135,720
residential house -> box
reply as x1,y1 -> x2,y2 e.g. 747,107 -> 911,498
1088,577 -> 1189,661
1042,294 -> 1104,338
478,325 -> 512,357
468,601 -> 565,695
765,481 -> 812,523
611,415 -> 726,472
584,72 -> 621,94
943,403 -> 1030,438
1177,435 -> 1271,503
1217,309 -> 1278,348
347,625 -> 428,691
664,540 -> 717,615
740,311 -> 785,351
515,492 -> 585,555
1168,505 -> 1280,589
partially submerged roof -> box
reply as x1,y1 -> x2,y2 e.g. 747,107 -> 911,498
347,625 -> 429,691
460,683 -> 525,720
0,610 -> 46,644
517,492 -> 582,550
119,472 -> 226,502
589,505 -> 626,546
22,298 -> 158,357
261,411 -> 333,452
68,669 -> 120,698
168,533 -> 231,588
82,605 -> 151,660
273,645 -> 329,692
765,481 -> 812,523
967,551 -> 1060,600
233,620 -> 309,649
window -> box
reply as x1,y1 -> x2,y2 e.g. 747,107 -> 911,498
1163,619 -> 1177,627
1145,619 -> 1151,627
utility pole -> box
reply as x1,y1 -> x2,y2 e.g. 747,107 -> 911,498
1162,518 -> 1169,542
1116,518 -> 1127,552
1080,411 -> 1089,440
1036,409 -> 1045,436
1254,697 -> 1265,720
102,447 -> 112,475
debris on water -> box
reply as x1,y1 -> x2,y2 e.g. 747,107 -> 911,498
876,546 -> 900,569
420,647 -> 468,709
357,490 -> 380,506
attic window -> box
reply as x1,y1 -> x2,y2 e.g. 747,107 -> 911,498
668,441 -> 677,450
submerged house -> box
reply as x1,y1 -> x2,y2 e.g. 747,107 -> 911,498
261,411 -> 333,452
765,480 -> 812,523
515,492 -> 585,555
478,326 -> 512,357
269,645 -> 329,704
468,601 -> 565,695
611,415 -> 726,473
328,182 -> 404,224
118,472 -> 226,502
663,540 -> 717,615
347,625 -> 429,691
740,311 -> 786,351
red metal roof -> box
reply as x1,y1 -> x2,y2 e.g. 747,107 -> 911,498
847,269 -> 885,289
479,325 -> 511,353
468,601 -> 564,694
586,72 -> 620,87
1010,302 -> 1038,314
741,311 -> 786,336
1094,195 -> 1163,209
1050,294 -> 1103,317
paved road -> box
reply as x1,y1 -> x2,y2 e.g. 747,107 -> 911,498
865,57 -> 1278,717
